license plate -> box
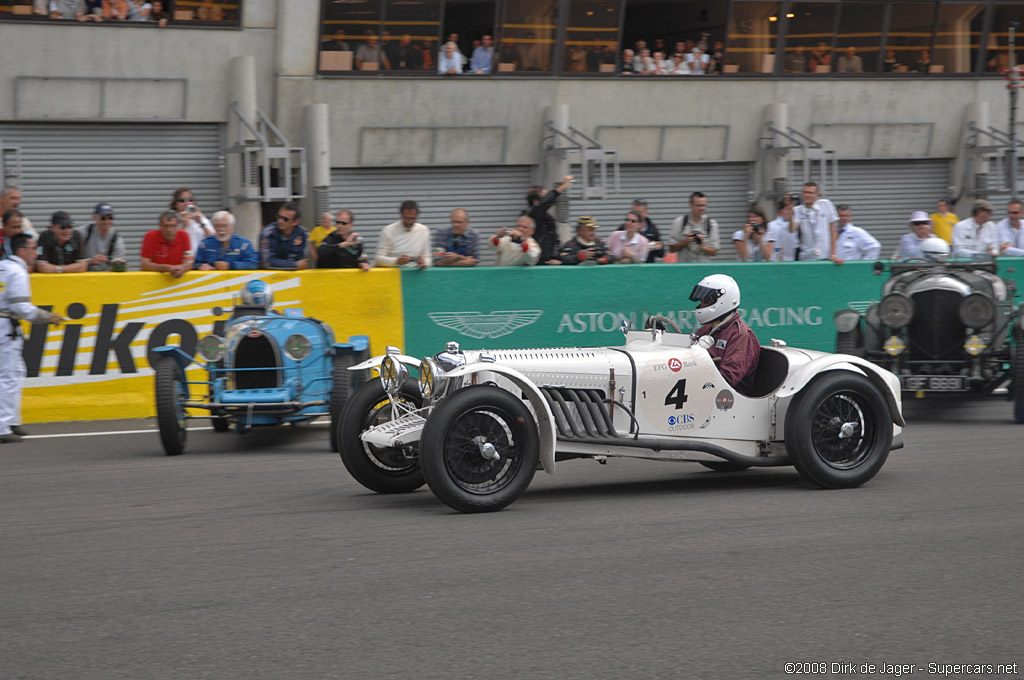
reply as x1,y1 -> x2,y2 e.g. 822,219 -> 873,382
900,375 -> 967,391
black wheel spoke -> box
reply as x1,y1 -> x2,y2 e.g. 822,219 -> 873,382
443,408 -> 523,494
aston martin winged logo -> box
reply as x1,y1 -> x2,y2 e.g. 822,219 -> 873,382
428,311 -> 543,339
846,301 -> 877,313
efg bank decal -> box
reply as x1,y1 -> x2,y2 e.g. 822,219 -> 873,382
554,306 -> 823,333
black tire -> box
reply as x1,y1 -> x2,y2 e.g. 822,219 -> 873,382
211,416 -> 230,432
329,353 -> 355,452
699,461 -> 751,472
155,357 -> 187,456
785,372 -> 892,489
1013,327 -> 1024,424
419,386 -> 539,513
338,380 -> 425,493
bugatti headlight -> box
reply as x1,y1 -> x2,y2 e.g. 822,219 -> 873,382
879,294 -> 914,328
833,309 -> 861,333
418,357 -> 444,399
958,293 -> 995,329
196,335 -> 225,362
283,334 -> 313,361
379,354 -> 407,395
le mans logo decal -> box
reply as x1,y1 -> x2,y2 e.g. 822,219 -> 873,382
668,357 -> 683,372
429,311 -> 543,339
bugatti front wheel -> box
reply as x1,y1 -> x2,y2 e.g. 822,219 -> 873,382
419,386 -> 539,513
155,357 -> 188,456
1013,329 -> 1024,424
785,372 -> 892,489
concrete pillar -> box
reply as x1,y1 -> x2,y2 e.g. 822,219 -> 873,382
227,56 -> 262,244
952,101 -> 989,215
759,103 -> 789,215
303,103 -> 332,230
542,104 -> 572,246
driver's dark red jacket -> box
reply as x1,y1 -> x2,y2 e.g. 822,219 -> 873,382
694,313 -> 761,391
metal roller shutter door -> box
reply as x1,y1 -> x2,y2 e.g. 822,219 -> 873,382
330,163 -> 751,265
792,159 -> 950,257
0,122 -> 225,269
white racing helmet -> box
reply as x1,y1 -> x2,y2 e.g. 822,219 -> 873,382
689,273 -> 741,325
920,237 -> 950,263
239,280 -> 274,309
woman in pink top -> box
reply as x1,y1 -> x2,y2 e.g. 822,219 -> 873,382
608,210 -> 651,263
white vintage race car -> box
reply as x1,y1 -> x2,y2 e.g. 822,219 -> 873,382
337,323 -> 905,513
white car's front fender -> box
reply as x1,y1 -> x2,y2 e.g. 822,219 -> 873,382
350,354 -> 422,373
443,363 -> 558,475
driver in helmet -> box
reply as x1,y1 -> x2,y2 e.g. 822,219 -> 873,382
689,274 -> 761,391
232,280 -> 276,319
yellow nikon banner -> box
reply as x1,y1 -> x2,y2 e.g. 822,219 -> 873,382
23,270 -> 404,423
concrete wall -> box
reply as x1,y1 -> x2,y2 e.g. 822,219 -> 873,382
1,0 -> 1018,170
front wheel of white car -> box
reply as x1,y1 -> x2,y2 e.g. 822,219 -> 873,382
420,386 -> 539,513
785,372 -> 892,489
338,380 -> 425,493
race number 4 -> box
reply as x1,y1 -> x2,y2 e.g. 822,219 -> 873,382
665,379 -> 688,409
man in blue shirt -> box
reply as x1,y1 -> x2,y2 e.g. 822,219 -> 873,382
470,34 -> 495,74
260,202 -> 309,270
195,211 -> 259,271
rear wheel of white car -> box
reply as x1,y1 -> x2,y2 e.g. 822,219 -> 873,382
338,380 -> 425,493
420,386 -> 539,513
155,357 -> 187,456
329,353 -> 355,452
786,372 -> 892,489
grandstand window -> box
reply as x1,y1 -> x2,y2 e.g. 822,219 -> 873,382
443,0 -> 499,70
986,4 -> 1024,71
934,3 -> 985,73
784,3 -> 839,73
621,1 -> 726,63
0,0 -> 240,25
883,3 -> 939,73
562,0 -> 620,74
728,2 -> 783,73
834,2 -> 886,72
383,0 -> 440,72
498,0 -> 559,72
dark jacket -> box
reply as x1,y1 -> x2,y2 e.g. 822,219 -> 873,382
557,237 -> 612,265
695,313 -> 761,392
316,232 -> 367,269
525,188 -> 562,263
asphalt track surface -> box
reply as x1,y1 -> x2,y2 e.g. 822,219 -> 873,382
2,398 -> 1022,680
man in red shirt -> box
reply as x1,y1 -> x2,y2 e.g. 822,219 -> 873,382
141,210 -> 193,278
689,273 -> 761,392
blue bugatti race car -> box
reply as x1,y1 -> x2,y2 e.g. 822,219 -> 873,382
153,280 -> 370,455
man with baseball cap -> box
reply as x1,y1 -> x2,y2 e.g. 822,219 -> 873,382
77,202 -> 127,272
952,199 -> 1000,259
36,211 -> 88,273
897,211 -> 935,259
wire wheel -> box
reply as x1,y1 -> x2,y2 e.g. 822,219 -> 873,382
809,393 -> 871,470
442,409 -> 524,495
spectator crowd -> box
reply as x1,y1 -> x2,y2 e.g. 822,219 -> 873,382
3,180 -> 1024,277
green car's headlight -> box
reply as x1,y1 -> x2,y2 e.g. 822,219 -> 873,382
879,294 -> 914,328
283,334 -> 313,361
197,335 -> 225,362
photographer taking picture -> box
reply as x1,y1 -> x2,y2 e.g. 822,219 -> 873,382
669,191 -> 720,262
732,205 -> 772,262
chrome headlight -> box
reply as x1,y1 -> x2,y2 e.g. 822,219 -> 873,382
958,294 -> 995,329
418,357 -> 444,399
379,354 -> 407,395
196,335 -> 225,362
879,294 -> 914,328
833,309 -> 861,334
283,334 -> 312,361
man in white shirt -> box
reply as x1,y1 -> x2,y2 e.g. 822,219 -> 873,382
996,199 -> 1024,257
375,200 -> 432,269
491,216 -> 540,266
789,181 -> 838,261
832,205 -> 881,264
897,211 -> 935,259
952,199 -> 1000,259
764,199 -> 798,261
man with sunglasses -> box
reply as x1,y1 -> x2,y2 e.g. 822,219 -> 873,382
260,202 -> 309,270
897,211 -> 936,260
996,199 -> 1024,257
35,211 -> 88,273
77,202 -> 127,272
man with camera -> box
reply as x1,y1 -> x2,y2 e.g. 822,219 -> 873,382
669,191 -> 720,262
491,216 -> 541,266
557,216 -> 612,265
